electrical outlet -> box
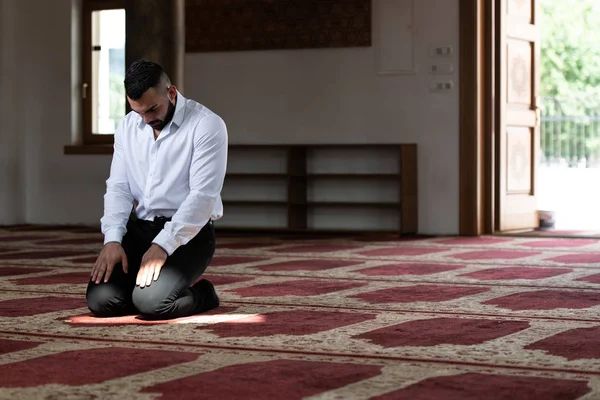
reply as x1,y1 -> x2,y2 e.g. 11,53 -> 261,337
429,81 -> 454,92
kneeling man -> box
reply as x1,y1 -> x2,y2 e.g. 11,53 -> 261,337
86,59 -> 227,320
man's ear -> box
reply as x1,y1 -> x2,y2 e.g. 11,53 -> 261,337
168,85 -> 177,102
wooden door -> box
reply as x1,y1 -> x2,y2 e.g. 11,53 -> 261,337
496,0 -> 540,231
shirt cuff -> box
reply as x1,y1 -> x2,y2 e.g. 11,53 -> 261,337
152,230 -> 180,256
103,227 -> 127,245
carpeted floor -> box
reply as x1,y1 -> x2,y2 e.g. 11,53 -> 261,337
1,226 -> 600,399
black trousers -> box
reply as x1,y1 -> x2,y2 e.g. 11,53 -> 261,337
86,217 -> 216,319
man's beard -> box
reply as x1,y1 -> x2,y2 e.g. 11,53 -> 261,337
149,100 -> 176,131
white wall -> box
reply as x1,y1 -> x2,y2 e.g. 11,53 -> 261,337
185,0 -> 460,234
0,0 -> 24,225
4,0 -> 112,226
2,0 -> 460,234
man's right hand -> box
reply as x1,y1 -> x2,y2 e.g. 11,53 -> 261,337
91,242 -> 129,284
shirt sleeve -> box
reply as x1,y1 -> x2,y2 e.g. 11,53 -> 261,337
100,119 -> 135,245
152,115 -> 228,255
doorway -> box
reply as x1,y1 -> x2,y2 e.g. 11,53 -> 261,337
537,0 -> 600,234
458,0 -> 600,238
458,0 -> 540,236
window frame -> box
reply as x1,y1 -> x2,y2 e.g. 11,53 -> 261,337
82,0 -> 125,145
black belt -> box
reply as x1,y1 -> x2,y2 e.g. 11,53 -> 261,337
152,216 -> 171,225
132,216 -> 171,228
137,216 -> 212,228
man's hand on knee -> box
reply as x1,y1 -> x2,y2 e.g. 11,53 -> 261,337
91,242 -> 129,284
136,244 -> 168,288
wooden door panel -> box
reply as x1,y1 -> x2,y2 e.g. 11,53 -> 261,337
497,0 -> 540,231
506,127 -> 533,194
503,195 -> 538,229
508,0 -> 532,21
507,40 -> 532,105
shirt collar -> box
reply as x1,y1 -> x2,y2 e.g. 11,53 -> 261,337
171,90 -> 186,128
137,90 -> 186,131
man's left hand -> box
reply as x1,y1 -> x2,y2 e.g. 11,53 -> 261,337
137,244 -> 168,288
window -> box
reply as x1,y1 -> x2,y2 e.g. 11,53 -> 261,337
82,0 -> 125,145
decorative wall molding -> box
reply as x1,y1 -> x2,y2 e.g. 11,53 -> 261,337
185,0 -> 371,52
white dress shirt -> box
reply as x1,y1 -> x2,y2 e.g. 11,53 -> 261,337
101,90 -> 228,255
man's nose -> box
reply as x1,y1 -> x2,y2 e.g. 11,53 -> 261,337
143,114 -> 153,124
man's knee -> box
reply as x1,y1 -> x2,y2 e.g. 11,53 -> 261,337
131,286 -> 173,319
86,282 -> 132,318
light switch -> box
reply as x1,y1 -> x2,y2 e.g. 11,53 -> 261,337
430,45 -> 454,57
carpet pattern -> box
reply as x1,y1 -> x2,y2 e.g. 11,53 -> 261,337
1,226 -> 600,399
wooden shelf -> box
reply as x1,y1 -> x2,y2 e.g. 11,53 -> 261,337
226,173 -> 288,179
220,144 -> 418,235
217,226 -> 403,236
283,201 -> 401,208
307,173 -> 399,179
302,201 -> 401,208
225,173 -> 400,179
222,200 -> 288,206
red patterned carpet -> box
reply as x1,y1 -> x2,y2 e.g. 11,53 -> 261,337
1,226 -> 600,399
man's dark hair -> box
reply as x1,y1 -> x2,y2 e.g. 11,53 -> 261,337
124,59 -> 171,100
